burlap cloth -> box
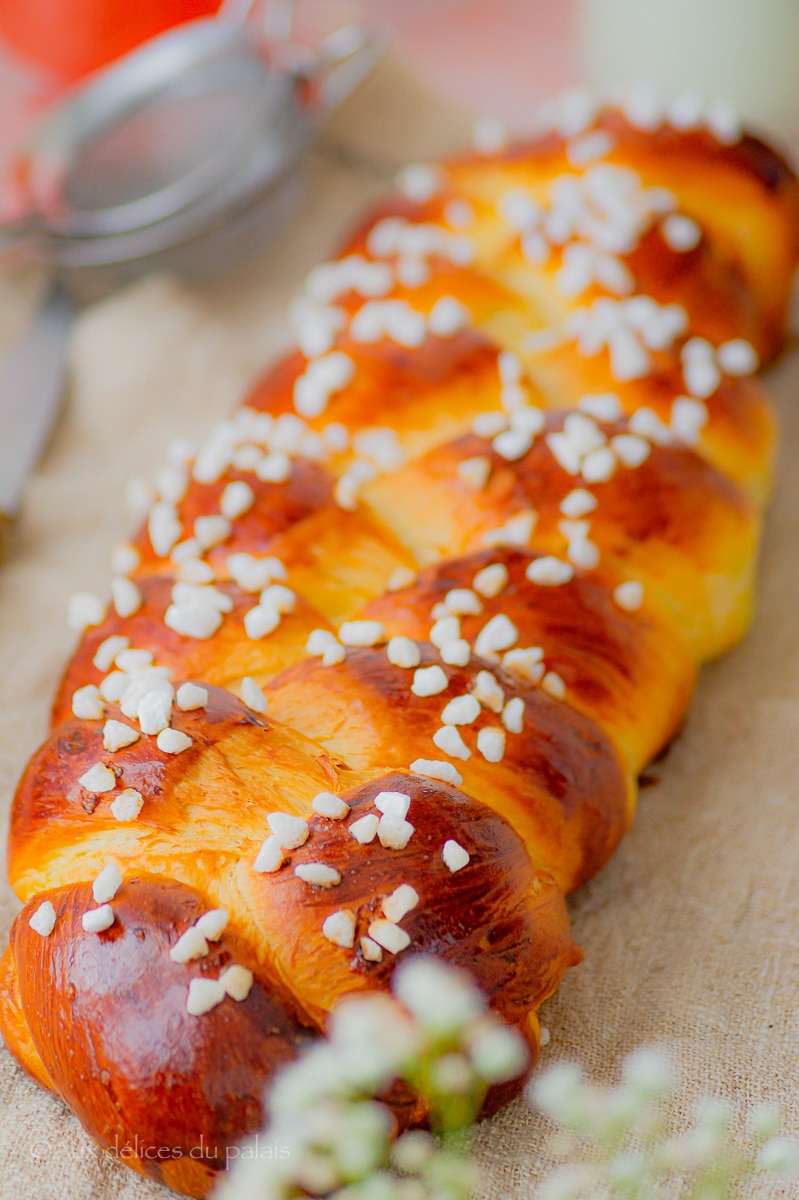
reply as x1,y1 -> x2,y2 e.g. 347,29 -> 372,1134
0,56 -> 797,1200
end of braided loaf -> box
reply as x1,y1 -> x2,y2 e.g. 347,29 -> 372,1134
2,95 -> 798,1196
2,691 -> 578,1190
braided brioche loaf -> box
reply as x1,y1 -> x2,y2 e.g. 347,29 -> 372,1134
2,93 -> 799,1197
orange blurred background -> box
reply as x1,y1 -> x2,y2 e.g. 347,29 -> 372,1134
0,0 -> 222,82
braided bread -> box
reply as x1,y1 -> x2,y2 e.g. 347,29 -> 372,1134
2,93 -> 798,1197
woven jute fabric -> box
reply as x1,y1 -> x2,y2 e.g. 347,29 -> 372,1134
0,57 -> 797,1200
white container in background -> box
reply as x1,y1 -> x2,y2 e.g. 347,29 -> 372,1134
578,0 -> 799,141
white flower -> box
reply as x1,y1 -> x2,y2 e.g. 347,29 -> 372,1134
601,1084 -> 650,1136
621,1044 -> 675,1100
268,1044 -> 347,1114
219,989 -> 799,1200
467,1020 -> 529,1084
330,995 -> 422,1090
390,1131 -> 435,1173
530,1061 -> 586,1123
329,1101 -> 394,1178
536,1163 -> 602,1200
607,1149 -> 648,1189
393,957 -> 485,1037
749,1101 -> 782,1140
294,1150 -> 340,1194
758,1136 -> 799,1177
430,1053 -> 476,1095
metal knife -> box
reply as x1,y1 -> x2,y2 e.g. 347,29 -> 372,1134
0,284 -> 73,560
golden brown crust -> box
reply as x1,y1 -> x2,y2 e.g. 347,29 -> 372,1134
132,458 -> 334,577
51,576 -> 331,727
444,111 -> 799,360
511,339 -> 777,506
245,771 -> 581,1026
361,548 -> 696,775
264,647 -> 633,893
0,944 -> 53,1091
364,414 -> 758,659
248,333 -> 513,466
2,97 -> 796,1197
8,876 -> 311,1194
343,190 -> 757,354
8,687 -> 340,904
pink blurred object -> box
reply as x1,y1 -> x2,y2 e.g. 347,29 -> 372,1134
369,0 -> 578,125
293,0 -> 578,125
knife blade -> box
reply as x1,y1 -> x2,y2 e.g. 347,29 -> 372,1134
0,284 -> 73,556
